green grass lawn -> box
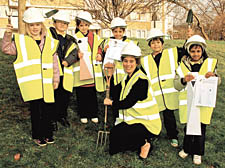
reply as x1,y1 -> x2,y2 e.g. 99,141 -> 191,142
0,39 -> 224,168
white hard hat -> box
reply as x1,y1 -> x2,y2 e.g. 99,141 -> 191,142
110,17 -> 127,29
185,35 -> 206,53
23,8 -> 45,24
52,10 -> 71,23
121,42 -> 141,57
147,28 -> 164,41
76,11 -> 92,24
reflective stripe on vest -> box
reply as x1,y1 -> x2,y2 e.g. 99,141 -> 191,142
116,70 -> 162,135
104,38 -> 138,85
14,34 -> 59,102
141,47 -> 179,111
63,43 -> 77,92
177,58 -> 218,124
73,31 -> 105,92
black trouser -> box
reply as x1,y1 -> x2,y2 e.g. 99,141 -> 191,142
183,123 -> 206,156
109,122 -> 156,155
54,76 -> 71,120
75,86 -> 98,118
162,108 -> 179,139
30,99 -> 54,140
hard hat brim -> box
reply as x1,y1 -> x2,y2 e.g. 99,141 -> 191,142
147,35 -> 165,41
76,17 -> 92,24
53,18 -> 70,24
110,26 -> 127,29
23,18 -> 45,24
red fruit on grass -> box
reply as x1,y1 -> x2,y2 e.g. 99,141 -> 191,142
14,153 -> 20,161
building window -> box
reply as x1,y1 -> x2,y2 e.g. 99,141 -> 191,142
126,30 -> 131,38
141,30 -> 146,38
136,30 -> 141,38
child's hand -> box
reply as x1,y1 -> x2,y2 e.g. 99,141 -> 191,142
187,28 -> 194,38
205,72 -> 215,78
53,82 -> 59,90
184,74 -> 195,82
62,61 -> 68,67
6,24 -> 13,33
78,51 -> 83,59
104,45 -> 109,52
96,54 -> 102,61
104,63 -> 115,76
104,98 -> 113,106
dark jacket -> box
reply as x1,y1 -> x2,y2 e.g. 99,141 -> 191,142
49,27 -> 78,67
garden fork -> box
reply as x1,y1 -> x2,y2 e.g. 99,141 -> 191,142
96,65 -> 113,148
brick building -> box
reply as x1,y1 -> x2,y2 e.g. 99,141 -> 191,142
0,0 -> 173,39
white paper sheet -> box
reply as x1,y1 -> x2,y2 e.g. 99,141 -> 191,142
76,37 -> 93,80
103,39 -> 127,66
194,77 -> 218,107
186,80 -> 202,135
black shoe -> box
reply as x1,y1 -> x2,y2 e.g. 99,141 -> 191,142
58,118 -> 70,127
33,139 -> 47,147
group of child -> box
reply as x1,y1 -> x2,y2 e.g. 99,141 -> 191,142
1,8 -> 220,165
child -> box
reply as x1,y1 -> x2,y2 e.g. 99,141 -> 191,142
104,42 -> 161,159
174,35 -> 220,165
101,17 -> 138,121
1,8 -> 60,146
73,11 -> 105,124
140,28 -> 189,147
102,17 -> 139,85
48,10 -> 79,128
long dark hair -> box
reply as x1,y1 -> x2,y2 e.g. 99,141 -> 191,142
75,19 -> 81,33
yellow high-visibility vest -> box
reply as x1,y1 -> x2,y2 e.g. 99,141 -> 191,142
116,69 -> 162,135
14,34 -> 59,102
63,43 -> 77,92
47,28 -> 78,92
176,58 -> 218,124
104,38 -> 138,85
73,31 -> 105,92
141,47 -> 179,111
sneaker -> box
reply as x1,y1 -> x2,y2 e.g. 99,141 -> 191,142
179,150 -> 188,159
80,118 -> 88,124
193,155 -> 201,165
171,139 -> 179,147
91,118 -> 98,123
33,139 -> 47,147
45,137 -> 55,144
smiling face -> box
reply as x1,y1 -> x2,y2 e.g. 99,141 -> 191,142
77,20 -> 90,35
122,56 -> 137,76
112,27 -> 125,40
54,20 -> 69,34
149,38 -> 163,54
27,23 -> 42,38
189,45 -> 203,62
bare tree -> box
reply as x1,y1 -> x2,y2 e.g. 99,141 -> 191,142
167,0 -> 225,40
166,0 -> 209,40
82,0 -> 162,27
